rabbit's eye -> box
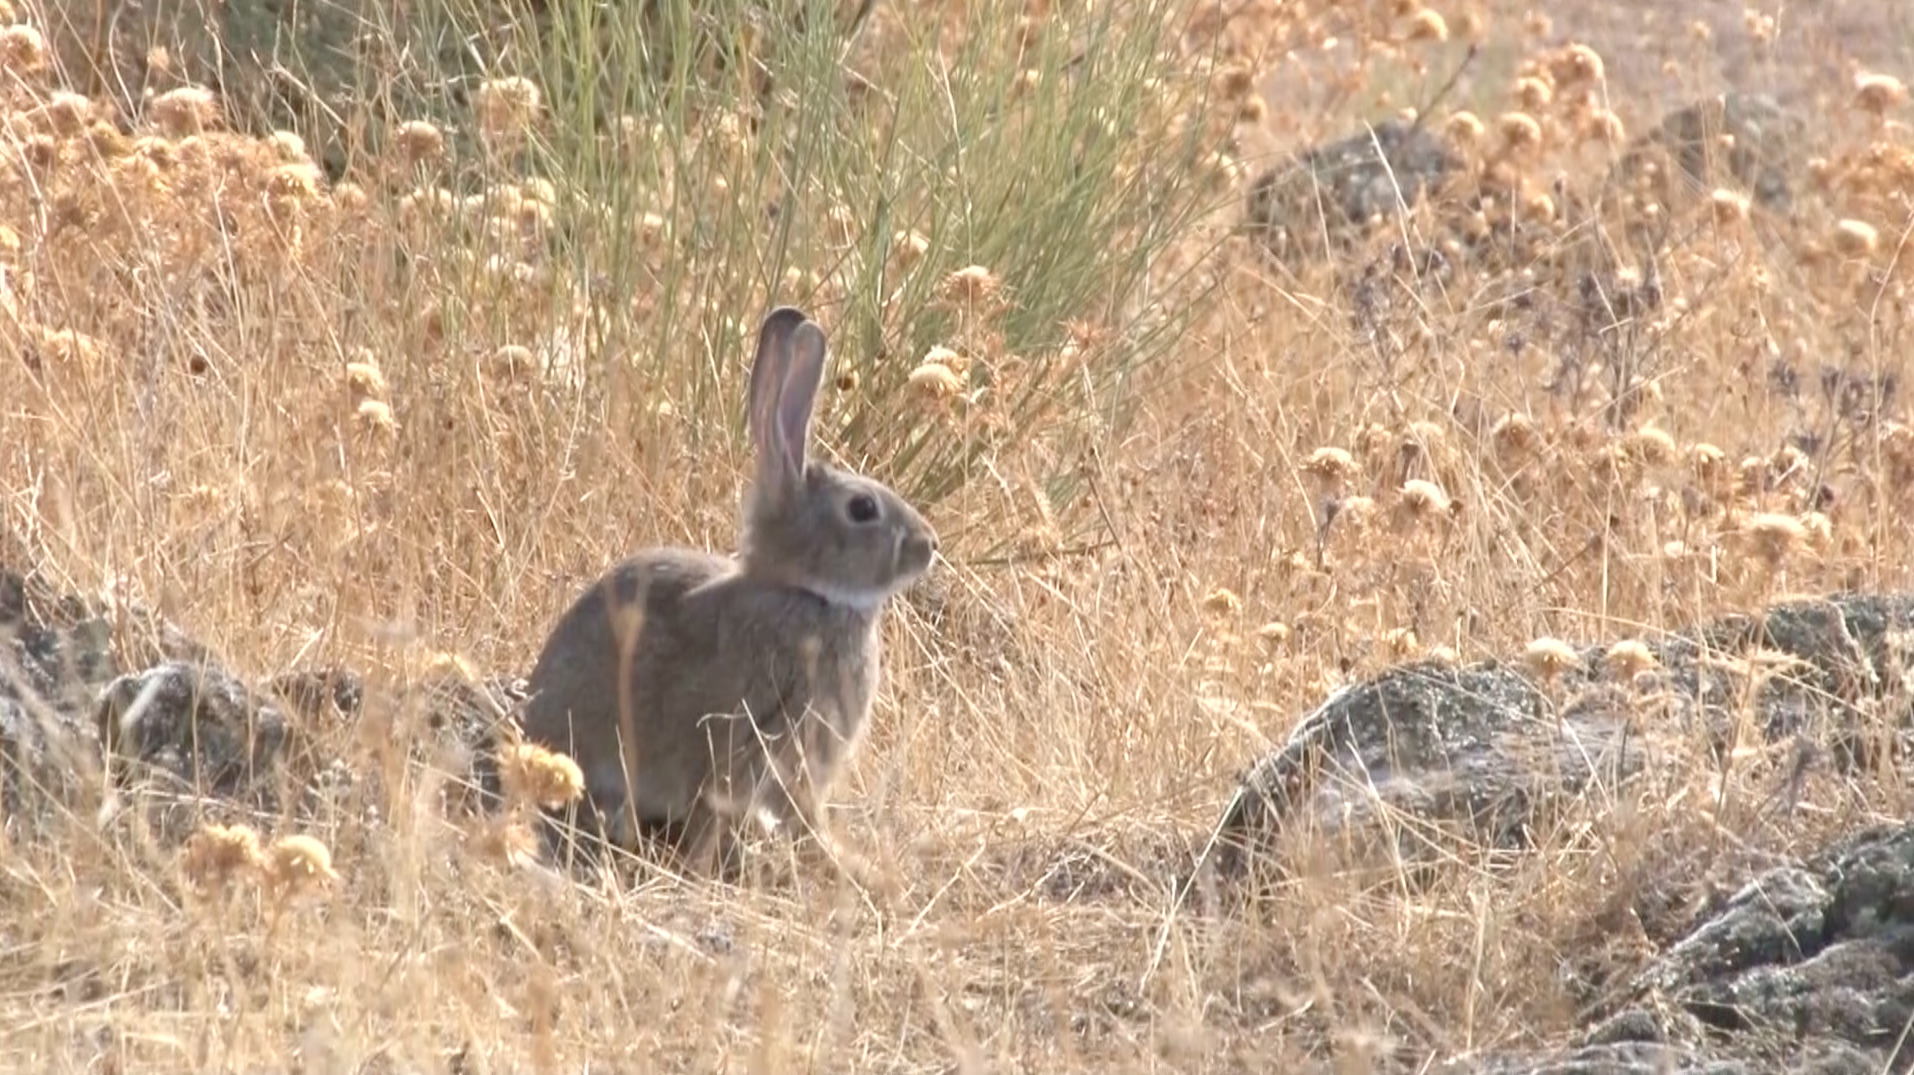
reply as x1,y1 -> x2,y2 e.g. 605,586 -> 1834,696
846,493 -> 880,524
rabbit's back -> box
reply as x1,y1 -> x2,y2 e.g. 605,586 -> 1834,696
520,548 -> 733,824
520,547 -> 886,834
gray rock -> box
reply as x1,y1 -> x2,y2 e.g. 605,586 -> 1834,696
96,659 -> 293,798
1204,593 -> 1914,881
1605,91 -> 1804,247
1,559 -> 528,846
1441,821 -> 1914,1073
1244,118 -> 1463,266
1,568 -> 123,822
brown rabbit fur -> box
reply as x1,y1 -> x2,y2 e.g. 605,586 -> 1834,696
520,307 -> 938,876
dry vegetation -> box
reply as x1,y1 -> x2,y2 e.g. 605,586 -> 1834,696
3,0 -> 1914,1070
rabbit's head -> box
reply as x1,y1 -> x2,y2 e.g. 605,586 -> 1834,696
738,307 -> 937,610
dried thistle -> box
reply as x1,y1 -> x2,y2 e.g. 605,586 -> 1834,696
0,24 -> 47,74
355,399 -> 398,436
908,362 -> 966,399
890,230 -> 931,272
1407,9 -> 1448,41
498,742 -> 588,811
1580,109 -> 1626,145
1853,72 -> 1908,117
475,77 -> 544,143
1498,111 -> 1544,151
1201,588 -> 1243,616
940,265 -> 1002,308
1626,425 -> 1678,466
1445,111 -> 1486,144
1833,219 -> 1880,257
262,834 -> 339,896
1550,44 -> 1605,85
344,357 -> 387,400
468,815 -> 541,864
1398,478 -> 1452,520
1710,188 -> 1752,226
1302,446 -> 1361,490
1603,639 -> 1658,680
148,86 -> 221,138
1524,637 -> 1580,682
1740,512 -> 1808,568
182,822 -> 264,891
1491,413 -> 1538,459
1513,77 -> 1554,113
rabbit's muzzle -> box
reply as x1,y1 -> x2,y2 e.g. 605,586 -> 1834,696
897,527 -> 937,581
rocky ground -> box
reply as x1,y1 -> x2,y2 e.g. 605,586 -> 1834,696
10,558 -> 1914,1071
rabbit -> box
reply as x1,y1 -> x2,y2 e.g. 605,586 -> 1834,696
519,306 -> 938,875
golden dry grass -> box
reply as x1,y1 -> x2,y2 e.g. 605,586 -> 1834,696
3,0 -> 1914,1071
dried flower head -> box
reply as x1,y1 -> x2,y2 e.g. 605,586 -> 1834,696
1626,424 -> 1678,466
182,822 -> 264,891
486,344 -> 538,383
148,86 -> 220,137
1524,637 -> 1580,682
1550,44 -> 1605,85
1513,76 -> 1554,113
907,362 -> 966,399
40,92 -> 93,135
1491,412 -> 1538,458
1580,109 -> 1626,145
1853,72 -> 1909,117
1709,188 -> 1752,225
0,24 -> 47,73
940,264 -> 1002,306
475,76 -> 544,140
922,344 -> 968,374
262,834 -> 339,895
268,164 -> 321,204
890,229 -> 931,271
1398,478 -> 1452,519
1603,639 -> 1658,680
1256,621 -> 1291,647
395,120 -> 446,164
1302,446 -> 1361,488
468,816 -> 541,864
1407,10 -> 1448,41
1740,512 -> 1809,567
498,742 -> 587,811
1445,110 -> 1486,144
1498,110 -> 1544,150
1833,218 -> 1880,257
344,357 -> 387,400
1201,587 -> 1243,616
1882,422 -> 1914,489
355,399 -> 398,435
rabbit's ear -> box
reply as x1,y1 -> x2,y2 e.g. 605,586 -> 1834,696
772,321 -> 828,473
748,307 -> 809,485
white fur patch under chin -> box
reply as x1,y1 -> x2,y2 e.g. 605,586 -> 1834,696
800,579 -> 893,613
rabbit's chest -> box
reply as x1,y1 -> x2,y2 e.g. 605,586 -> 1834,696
787,618 -> 881,760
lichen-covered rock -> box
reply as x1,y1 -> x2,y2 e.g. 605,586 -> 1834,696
3,568 -> 124,823
1441,821 -> 1914,1073
96,659 -> 294,798
1244,118 -> 1463,266
1607,92 -> 1803,222
1206,593 -> 1914,879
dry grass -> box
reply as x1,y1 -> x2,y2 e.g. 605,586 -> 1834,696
3,0 -> 1914,1070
